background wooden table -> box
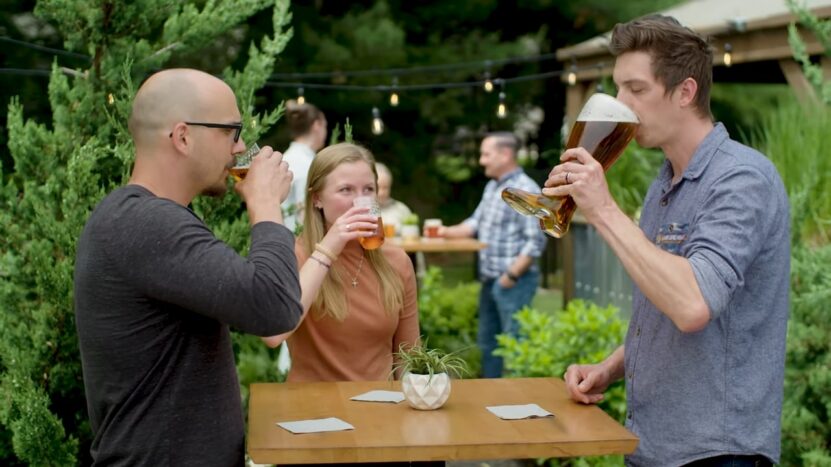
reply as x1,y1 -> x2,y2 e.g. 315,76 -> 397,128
389,237 -> 486,279
389,237 -> 486,254
248,377 -> 637,464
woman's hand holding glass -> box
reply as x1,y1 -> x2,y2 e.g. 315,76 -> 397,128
317,205 -> 379,258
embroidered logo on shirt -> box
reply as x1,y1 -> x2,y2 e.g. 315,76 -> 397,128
656,223 -> 688,255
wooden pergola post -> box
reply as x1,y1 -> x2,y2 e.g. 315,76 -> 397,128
561,80 -> 597,306
780,58 -> 819,104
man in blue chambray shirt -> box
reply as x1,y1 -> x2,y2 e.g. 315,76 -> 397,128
440,132 -> 547,378
545,15 -> 789,467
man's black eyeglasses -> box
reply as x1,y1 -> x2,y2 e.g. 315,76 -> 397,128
170,122 -> 243,142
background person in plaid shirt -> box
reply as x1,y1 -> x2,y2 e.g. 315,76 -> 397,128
439,132 -> 547,378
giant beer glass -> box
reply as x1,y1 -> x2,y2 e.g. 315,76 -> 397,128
502,93 -> 639,238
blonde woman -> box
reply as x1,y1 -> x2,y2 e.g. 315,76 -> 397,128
263,143 -> 419,382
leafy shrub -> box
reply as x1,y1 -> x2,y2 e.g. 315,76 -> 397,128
417,266 -> 481,377
495,300 -> 627,467
752,101 -> 831,246
234,334 -> 285,417
780,244 -> 831,466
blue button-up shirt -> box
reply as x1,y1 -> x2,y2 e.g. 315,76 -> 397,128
625,123 -> 790,466
463,168 -> 547,280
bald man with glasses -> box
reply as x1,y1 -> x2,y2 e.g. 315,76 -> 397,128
74,68 -> 303,466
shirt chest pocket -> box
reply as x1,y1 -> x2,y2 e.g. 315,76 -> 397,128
655,222 -> 689,255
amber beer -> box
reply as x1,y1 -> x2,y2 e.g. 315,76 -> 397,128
230,143 -> 260,182
229,167 -> 248,182
354,196 -> 385,250
502,93 -> 639,238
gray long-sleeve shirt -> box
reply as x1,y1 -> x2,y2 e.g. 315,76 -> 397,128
74,185 -> 302,466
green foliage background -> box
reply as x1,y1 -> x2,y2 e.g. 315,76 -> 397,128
0,1 -> 294,464
495,301 -> 627,467
1,0 -> 827,465
416,266 -> 482,377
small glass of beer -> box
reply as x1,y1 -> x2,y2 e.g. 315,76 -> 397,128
383,222 -> 397,239
353,196 -> 385,250
423,218 -> 442,239
502,93 -> 639,238
230,143 -> 260,182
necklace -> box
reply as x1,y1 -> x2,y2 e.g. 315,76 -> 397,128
349,254 -> 365,288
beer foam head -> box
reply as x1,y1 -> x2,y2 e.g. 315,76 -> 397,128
577,93 -> 639,123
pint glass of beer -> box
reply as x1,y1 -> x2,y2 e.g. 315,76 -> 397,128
423,219 -> 442,239
502,93 -> 639,238
353,196 -> 385,250
230,143 -> 260,182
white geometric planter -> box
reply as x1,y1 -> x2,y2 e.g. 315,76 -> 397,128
401,372 -> 451,410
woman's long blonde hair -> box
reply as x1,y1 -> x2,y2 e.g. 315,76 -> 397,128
301,143 -> 405,321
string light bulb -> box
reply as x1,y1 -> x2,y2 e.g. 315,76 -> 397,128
296,86 -> 305,105
390,77 -> 399,107
371,107 -> 384,135
497,92 -> 507,119
567,67 -> 578,86
107,93 -> 114,105
567,57 -> 577,86
483,61 -> 494,92
723,43 -> 733,67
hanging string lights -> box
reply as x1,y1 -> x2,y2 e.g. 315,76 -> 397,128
483,60 -> 494,93
371,107 -> 384,135
496,79 -> 507,119
389,77 -> 400,107
566,57 -> 577,86
5,34 -> 755,136
723,43 -> 733,67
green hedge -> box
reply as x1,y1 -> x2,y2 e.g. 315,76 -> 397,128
495,300 -> 627,467
417,266 -> 482,377
781,245 -> 831,465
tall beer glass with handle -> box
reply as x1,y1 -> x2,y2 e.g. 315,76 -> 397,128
501,93 -> 639,238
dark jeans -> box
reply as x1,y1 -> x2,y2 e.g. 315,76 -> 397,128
477,270 -> 539,378
684,455 -> 772,467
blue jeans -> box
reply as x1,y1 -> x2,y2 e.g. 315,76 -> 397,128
478,270 -> 539,378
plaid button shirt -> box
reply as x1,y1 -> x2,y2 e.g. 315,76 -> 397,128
463,168 -> 547,280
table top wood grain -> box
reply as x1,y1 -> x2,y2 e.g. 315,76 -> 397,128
389,237 -> 487,253
247,377 -> 637,464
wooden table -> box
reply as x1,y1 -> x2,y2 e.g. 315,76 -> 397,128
389,237 -> 486,254
389,237 -> 486,279
247,377 -> 638,464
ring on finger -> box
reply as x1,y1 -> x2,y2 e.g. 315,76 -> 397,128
565,172 -> 571,184
346,224 -> 351,232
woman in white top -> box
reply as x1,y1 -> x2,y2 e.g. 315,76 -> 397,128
282,100 -> 327,234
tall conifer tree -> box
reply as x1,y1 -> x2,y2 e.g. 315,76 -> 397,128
0,1 -> 292,464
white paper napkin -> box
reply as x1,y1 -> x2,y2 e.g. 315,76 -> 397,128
349,390 -> 405,403
486,403 -> 554,420
276,417 -> 355,434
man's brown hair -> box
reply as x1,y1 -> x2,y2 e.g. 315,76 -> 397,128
285,100 -> 325,138
610,14 -> 713,119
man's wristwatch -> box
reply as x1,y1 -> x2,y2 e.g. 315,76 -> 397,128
506,271 -> 520,282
